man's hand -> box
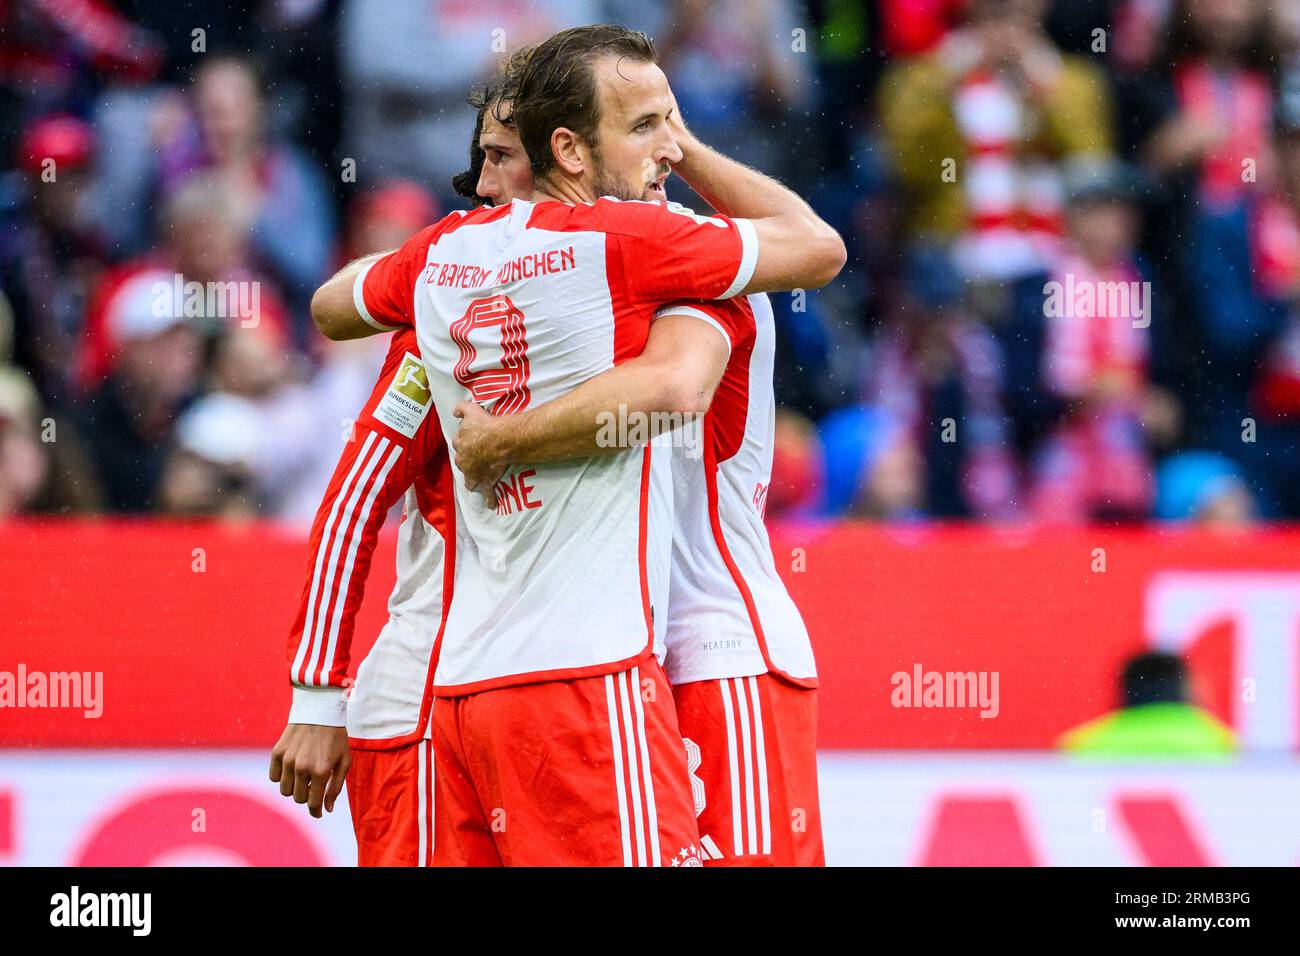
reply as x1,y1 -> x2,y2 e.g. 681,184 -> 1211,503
658,87 -> 846,293
665,88 -> 694,151
452,401 -> 508,509
269,723 -> 351,819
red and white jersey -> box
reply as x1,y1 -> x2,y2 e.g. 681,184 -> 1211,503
353,197 -> 759,694
1042,253 -> 1148,400
659,294 -> 818,687
286,329 -> 456,747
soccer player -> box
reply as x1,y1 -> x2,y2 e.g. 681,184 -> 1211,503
272,331 -> 448,863
453,298 -> 824,865
308,25 -> 843,865
451,147 -> 824,867
268,65 -> 533,864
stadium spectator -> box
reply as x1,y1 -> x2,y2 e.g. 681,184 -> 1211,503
160,315 -> 331,523
341,179 -> 440,265
1017,159 -> 1176,523
1126,0 -> 1272,209
817,402 -> 914,518
859,246 -> 1019,519
80,175 -> 291,391
656,0 -> 813,192
153,55 -> 335,329
766,408 -> 826,521
271,181 -> 441,528
1109,0 -> 1174,75
0,284 -> 103,516
72,272 -> 201,512
1058,651 -> 1237,757
158,392 -> 262,519
0,114 -> 108,403
0,0 -> 163,159
1119,0 -> 1275,455
1155,450 -> 1258,525
336,0 -> 597,206
879,0 -> 963,57
201,319 -> 322,518
1182,94 -> 1300,517
878,0 -> 1114,280
0,366 -> 48,518
0,1 -> 1295,524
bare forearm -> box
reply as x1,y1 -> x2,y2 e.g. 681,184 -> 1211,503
453,315 -> 729,494
675,132 -> 810,222
310,252 -> 387,340
673,132 -> 845,291
494,362 -> 695,463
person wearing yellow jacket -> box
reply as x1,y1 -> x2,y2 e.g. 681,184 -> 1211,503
1059,651 -> 1237,758
877,0 -> 1114,279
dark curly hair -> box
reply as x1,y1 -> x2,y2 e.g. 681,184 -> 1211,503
451,47 -> 533,205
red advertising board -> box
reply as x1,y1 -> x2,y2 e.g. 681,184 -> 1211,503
2,521 -> 1298,749
767,523 -> 1300,749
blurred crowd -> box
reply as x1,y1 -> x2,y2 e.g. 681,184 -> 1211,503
1,0 -> 1297,527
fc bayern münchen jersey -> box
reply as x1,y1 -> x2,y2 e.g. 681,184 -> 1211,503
658,293 -> 818,687
354,197 -> 758,693
286,330 -> 455,743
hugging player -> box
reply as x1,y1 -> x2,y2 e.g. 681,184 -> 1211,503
274,25 -> 840,866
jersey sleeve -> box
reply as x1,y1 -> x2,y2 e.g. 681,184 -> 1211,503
352,219 -> 448,331
285,329 -> 444,725
605,200 -> 759,303
652,296 -> 755,358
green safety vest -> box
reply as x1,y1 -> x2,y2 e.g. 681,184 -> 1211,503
1058,703 -> 1237,759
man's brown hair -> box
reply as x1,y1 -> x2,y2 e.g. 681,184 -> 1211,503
503,24 -> 657,180
451,46 -> 533,204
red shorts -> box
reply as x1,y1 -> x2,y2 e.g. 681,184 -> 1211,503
346,738 -> 435,866
431,657 -> 702,866
673,674 -> 824,866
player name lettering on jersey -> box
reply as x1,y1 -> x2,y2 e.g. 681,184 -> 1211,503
493,468 -> 543,516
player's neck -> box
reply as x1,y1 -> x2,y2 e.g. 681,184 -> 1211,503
532,174 -> 596,207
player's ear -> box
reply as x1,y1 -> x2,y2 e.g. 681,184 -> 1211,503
551,127 -> 586,177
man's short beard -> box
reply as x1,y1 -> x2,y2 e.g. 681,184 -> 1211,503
590,146 -> 649,202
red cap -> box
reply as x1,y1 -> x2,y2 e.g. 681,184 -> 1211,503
18,115 -> 95,174
352,179 -> 439,233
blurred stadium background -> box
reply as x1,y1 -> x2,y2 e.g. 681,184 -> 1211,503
2,0 -> 1300,866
